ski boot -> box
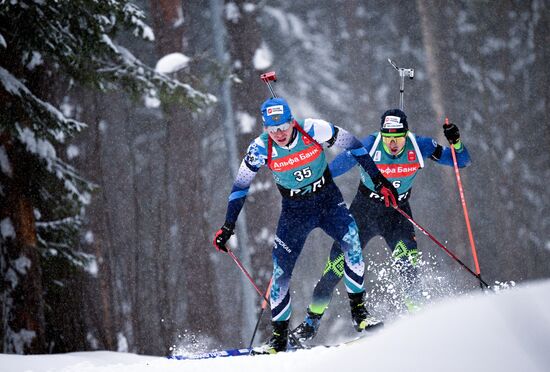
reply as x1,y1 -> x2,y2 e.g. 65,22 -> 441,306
251,320 -> 289,355
348,291 -> 384,332
291,309 -> 323,342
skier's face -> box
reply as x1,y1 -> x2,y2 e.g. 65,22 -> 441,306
382,134 -> 406,155
266,121 -> 294,146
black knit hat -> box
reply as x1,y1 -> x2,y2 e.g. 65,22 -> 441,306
380,109 -> 408,135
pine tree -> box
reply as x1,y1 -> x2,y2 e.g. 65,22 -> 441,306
0,0 -> 214,353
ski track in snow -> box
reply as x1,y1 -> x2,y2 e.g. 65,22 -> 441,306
2,279 -> 550,372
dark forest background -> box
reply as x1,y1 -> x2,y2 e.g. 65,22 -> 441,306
1,0 -> 548,355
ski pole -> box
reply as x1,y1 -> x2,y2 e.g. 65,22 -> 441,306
392,205 -> 490,288
260,71 -> 278,98
445,117 -> 482,288
226,249 -> 270,303
248,278 -> 272,349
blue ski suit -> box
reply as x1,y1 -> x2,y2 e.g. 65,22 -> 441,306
223,119 -> 384,322
307,131 -> 471,314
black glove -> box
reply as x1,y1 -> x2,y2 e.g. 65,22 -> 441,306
372,173 -> 398,208
213,223 -> 234,252
443,122 -> 460,144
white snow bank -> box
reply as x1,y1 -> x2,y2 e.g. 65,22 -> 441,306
2,280 -> 549,372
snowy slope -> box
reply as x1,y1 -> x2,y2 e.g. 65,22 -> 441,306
2,280 -> 550,372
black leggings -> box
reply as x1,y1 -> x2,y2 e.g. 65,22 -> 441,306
308,186 -> 418,314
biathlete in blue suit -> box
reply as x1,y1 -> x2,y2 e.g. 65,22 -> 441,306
213,98 -> 398,354
292,109 -> 471,342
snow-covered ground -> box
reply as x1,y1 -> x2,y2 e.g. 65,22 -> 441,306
2,279 -> 549,372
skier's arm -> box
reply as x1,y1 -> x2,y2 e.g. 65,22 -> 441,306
329,150 -> 357,177
214,140 -> 264,251
329,127 -> 381,179
417,136 -> 471,168
306,119 -> 380,180
307,119 -> 397,206
329,135 -> 376,178
224,160 -> 259,226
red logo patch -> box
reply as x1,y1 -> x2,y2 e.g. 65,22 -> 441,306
407,150 -> 416,161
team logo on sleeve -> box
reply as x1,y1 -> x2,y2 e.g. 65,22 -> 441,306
245,143 -> 265,167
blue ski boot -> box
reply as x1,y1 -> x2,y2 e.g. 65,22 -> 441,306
291,309 -> 323,342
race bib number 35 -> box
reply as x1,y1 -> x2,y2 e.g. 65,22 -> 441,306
293,167 -> 312,182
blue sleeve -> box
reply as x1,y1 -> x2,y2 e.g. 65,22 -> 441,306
329,135 -> 376,177
225,185 -> 248,226
329,151 -> 356,177
416,136 -> 471,168
440,143 -> 471,168
344,136 -> 380,180
224,139 -> 265,225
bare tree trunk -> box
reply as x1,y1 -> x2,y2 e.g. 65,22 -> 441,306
149,0 -> 222,351
224,0 -> 279,340
209,0 -> 259,342
87,92 -> 118,350
0,133 -> 46,353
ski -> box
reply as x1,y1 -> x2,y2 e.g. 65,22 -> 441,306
167,348 -> 253,360
167,346 -> 303,360
167,334 -> 372,360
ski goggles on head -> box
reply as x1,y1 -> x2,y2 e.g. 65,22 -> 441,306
265,121 -> 292,133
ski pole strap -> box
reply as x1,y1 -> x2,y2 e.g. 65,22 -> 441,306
292,120 -> 321,147
266,120 -> 322,170
267,135 -> 273,169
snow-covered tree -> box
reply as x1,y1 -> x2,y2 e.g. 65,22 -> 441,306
0,0 -> 214,354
